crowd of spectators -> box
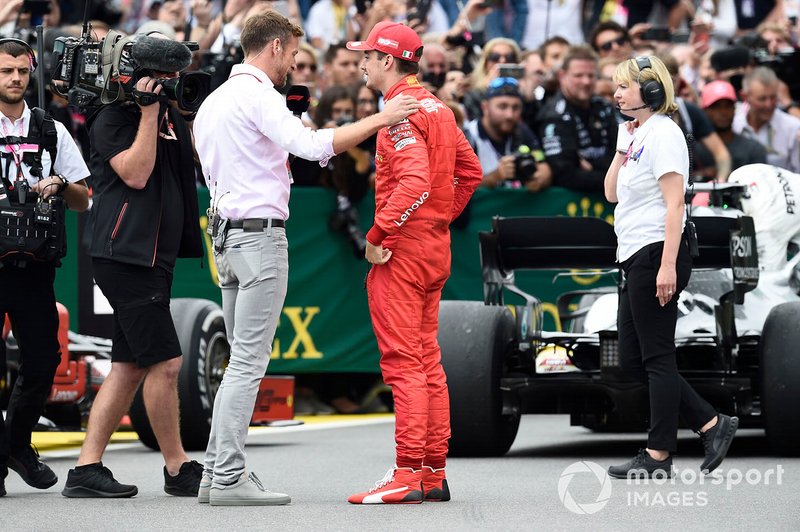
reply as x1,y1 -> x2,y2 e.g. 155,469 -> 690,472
3,0 -> 799,413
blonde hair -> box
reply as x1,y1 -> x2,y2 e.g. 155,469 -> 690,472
613,55 -> 677,115
472,37 -> 521,88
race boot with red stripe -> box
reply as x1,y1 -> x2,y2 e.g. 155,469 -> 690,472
422,466 -> 450,502
347,466 -> 423,504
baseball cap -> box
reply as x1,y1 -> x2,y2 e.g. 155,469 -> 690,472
485,77 -> 522,100
346,21 -> 423,63
701,80 -> 738,108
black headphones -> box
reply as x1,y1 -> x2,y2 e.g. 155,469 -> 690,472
0,37 -> 37,73
635,56 -> 664,111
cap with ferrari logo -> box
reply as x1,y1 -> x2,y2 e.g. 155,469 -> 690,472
346,21 -> 423,63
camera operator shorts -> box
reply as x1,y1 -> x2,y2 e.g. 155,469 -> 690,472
91,258 -> 182,368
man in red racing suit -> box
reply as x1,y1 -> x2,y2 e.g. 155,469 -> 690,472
346,22 -> 482,504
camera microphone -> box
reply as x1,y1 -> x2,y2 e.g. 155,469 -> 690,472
130,36 -> 193,73
286,85 -> 311,117
617,104 -> 649,112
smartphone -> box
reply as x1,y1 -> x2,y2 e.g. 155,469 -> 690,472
498,64 -> 525,79
670,31 -> 691,44
641,26 -> 671,42
479,0 -> 504,7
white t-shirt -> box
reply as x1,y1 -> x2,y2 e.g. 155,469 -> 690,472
522,0 -> 584,51
614,114 -> 689,262
0,105 -> 89,188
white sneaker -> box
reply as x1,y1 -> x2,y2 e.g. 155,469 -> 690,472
209,472 -> 291,506
198,472 -> 212,504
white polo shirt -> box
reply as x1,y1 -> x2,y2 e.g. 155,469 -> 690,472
614,113 -> 689,262
194,64 -> 335,221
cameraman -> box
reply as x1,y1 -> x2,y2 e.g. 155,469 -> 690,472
464,77 -> 551,192
0,38 -> 88,497
63,35 -> 204,498
535,45 -> 619,193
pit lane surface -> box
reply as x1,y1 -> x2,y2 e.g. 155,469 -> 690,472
5,414 -> 798,530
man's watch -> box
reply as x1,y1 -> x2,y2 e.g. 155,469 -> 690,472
56,174 -> 69,193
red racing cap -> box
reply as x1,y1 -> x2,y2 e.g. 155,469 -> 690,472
346,21 -> 423,63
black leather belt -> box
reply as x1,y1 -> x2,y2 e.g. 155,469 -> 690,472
227,218 -> 285,231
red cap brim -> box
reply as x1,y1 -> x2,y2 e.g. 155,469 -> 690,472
346,41 -> 373,51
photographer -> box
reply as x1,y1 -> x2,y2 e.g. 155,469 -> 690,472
535,45 -> 619,193
0,38 -> 88,497
315,84 -> 373,257
63,34 -> 204,499
464,77 -> 552,192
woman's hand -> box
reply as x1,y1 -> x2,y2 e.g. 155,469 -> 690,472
656,263 -> 677,306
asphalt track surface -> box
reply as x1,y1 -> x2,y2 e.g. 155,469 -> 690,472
4,414 -> 799,530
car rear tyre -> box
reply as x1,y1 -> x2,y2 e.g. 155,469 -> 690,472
761,301 -> 800,456
129,298 -> 228,451
439,301 -> 519,456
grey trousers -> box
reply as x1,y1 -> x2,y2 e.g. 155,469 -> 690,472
204,228 -> 289,485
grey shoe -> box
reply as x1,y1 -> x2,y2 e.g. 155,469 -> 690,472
209,472 -> 291,506
198,472 -> 212,504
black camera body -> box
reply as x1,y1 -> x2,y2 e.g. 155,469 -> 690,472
752,47 -> 798,97
50,31 -> 210,112
514,145 -> 537,183
200,43 -> 244,91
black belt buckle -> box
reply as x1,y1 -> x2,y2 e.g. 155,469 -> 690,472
243,218 -> 262,232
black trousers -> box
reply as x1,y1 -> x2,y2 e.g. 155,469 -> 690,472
0,261 -> 61,462
618,240 -> 717,452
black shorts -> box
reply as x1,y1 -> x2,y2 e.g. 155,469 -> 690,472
91,259 -> 182,368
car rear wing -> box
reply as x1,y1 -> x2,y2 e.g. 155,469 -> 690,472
479,215 -> 758,307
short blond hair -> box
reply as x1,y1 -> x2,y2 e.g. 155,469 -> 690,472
613,55 -> 677,115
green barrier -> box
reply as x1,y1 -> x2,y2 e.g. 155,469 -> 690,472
56,187 -> 614,373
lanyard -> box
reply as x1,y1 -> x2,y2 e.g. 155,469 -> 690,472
1,116 -> 26,181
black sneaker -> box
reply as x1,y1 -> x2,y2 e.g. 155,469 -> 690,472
7,445 -> 57,489
164,460 -> 203,496
1,462 -> 7,497
608,449 -> 673,479
699,414 -> 739,474
61,462 -> 138,498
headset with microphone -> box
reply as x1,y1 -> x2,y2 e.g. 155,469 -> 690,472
0,37 -> 38,73
618,56 -> 665,112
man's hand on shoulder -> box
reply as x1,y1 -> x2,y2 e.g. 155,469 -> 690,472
380,95 -> 421,126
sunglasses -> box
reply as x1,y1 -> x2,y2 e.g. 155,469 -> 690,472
488,77 -> 519,89
598,35 -> 628,52
296,62 -> 317,72
487,52 -> 518,63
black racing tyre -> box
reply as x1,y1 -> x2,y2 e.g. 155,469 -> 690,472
438,301 -> 519,456
129,298 -> 228,451
761,301 -> 800,456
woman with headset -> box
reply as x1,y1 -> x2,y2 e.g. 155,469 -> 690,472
604,56 -> 737,479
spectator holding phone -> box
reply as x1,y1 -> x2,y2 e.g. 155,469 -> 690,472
462,37 -> 521,120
